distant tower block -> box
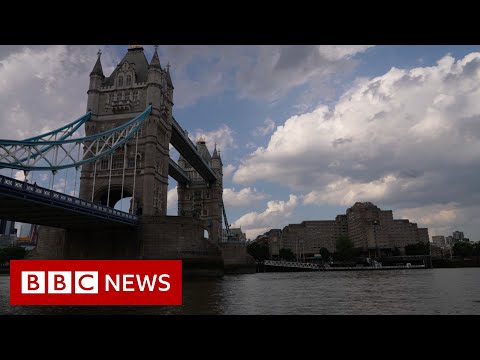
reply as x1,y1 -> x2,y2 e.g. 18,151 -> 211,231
177,140 -> 223,243
79,46 -> 174,216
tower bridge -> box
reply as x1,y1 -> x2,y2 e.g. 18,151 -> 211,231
0,45 -> 254,276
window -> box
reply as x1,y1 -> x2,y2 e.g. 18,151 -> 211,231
111,154 -> 124,169
126,75 -> 132,86
127,157 -> 135,168
133,91 -> 139,101
202,208 -> 208,216
205,191 -> 210,199
118,76 -> 124,87
100,158 -> 109,170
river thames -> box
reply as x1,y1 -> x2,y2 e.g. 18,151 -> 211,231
1,268 -> 479,315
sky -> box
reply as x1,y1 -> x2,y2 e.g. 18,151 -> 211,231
0,45 -> 479,241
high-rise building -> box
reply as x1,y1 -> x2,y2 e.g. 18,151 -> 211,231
277,202 -> 429,258
0,219 -> 16,236
432,235 -> 446,246
452,231 -> 464,242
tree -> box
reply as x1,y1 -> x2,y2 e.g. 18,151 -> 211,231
405,242 -> 430,255
335,236 -> 356,261
474,242 -> 480,264
452,241 -> 474,258
319,247 -> 331,262
0,246 -> 27,264
279,248 -> 295,261
392,247 -> 401,256
247,242 -> 269,261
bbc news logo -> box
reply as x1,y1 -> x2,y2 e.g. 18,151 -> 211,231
10,260 -> 182,305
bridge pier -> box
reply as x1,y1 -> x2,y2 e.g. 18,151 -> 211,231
29,215 -> 225,277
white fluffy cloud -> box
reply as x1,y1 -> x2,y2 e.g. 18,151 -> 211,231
0,46 -> 117,140
167,186 -> 178,215
223,164 -> 236,178
232,194 -> 298,239
194,124 -> 236,155
223,187 -> 270,207
252,118 -> 275,136
395,203 -> 480,241
233,52 -> 480,239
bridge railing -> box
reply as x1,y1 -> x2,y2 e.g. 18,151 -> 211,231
171,117 -> 198,150
263,260 -> 320,270
0,174 -> 138,223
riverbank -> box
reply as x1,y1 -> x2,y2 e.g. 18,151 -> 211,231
432,258 -> 480,268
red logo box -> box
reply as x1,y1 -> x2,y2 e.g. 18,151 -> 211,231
10,260 -> 182,305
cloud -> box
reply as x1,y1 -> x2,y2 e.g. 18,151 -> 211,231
159,45 -> 374,108
233,52 -> 480,240
252,118 -> 275,136
52,177 -> 68,193
194,124 -> 236,155
395,203 -> 480,241
223,164 -> 236,178
14,170 -> 26,181
234,53 -> 480,216
232,194 -> 298,239
167,186 -> 178,215
223,187 -> 270,207
0,45 -> 117,140
318,45 -> 375,61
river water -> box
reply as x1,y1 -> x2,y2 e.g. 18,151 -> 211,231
1,268 -> 479,315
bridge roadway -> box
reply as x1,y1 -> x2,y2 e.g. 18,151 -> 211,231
170,116 -> 217,184
0,174 -> 138,230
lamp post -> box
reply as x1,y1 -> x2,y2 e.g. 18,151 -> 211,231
372,220 -> 380,259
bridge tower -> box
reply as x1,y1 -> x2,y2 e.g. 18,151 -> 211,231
177,140 -> 223,243
79,46 -> 174,216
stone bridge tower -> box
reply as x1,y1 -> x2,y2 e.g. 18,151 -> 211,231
177,139 -> 223,243
79,45 -> 174,216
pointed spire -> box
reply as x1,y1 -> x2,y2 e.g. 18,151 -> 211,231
149,45 -> 161,69
90,49 -> 104,76
166,61 -> 173,88
212,143 -> 219,158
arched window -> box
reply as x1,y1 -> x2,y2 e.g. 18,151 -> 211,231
126,75 -> 132,86
118,76 -> 124,87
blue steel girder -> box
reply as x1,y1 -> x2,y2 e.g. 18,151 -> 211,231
170,116 -> 217,184
0,106 -> 152,172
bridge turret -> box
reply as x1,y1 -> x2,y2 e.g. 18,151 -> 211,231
165,63 -> 174,114
146,46 -> 163,112
80,46 -> 172,217
211,144 -> 222,171
87,50 -> 105,114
